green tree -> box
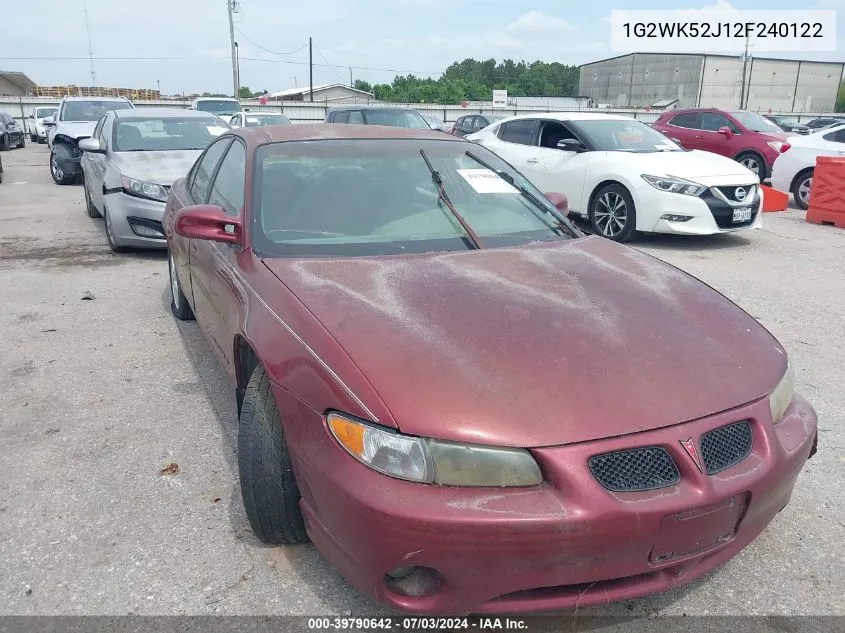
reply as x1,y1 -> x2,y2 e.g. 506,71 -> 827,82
238,86 -> 253,99
353,79 -> 373,93
836,80 -> 845,112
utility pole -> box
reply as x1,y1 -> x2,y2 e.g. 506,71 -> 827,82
349,67 -> 353,88
227,0 -> 239,98
739,33 -> 750,109
234,42 -> 241,96
309,37 -> 314,102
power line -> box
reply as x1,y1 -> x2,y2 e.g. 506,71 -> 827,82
311,40 -> 347,85
233,27 -> 308,56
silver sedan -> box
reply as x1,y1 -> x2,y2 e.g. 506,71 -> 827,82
79,108 -> 230,252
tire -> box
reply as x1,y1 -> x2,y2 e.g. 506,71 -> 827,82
168,251 -> 195,320
50,144 -> 76,185
84,181 -> 101,218
102,205 -> 127,253
791,169 -> 813,211
0,134 -> 9,151
17,136 -> 25,149
238,364 -> 309,545
30,133 -> 37,143
37,135 -> 46,145
736,152 -> 765,179
589,183 -> 638,242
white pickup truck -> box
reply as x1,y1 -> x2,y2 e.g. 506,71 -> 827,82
25,106 -> 58,144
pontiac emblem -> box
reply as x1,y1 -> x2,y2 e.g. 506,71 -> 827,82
680,438 -> 703,472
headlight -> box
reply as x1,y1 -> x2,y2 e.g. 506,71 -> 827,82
769,364 -> 794,424
328,412 -> 543,487
121,175 -> 168,202
641,174 -> 706,196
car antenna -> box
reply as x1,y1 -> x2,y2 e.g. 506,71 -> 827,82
419,148 -> 483,249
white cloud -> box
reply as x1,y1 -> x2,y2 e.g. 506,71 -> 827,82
505,11 -> 575,35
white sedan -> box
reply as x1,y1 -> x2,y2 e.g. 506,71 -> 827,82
467,113 -> 762,241
771,124 -> 845,210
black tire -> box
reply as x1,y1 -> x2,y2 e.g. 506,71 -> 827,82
102,206 -> 126,253
736,152 -> 766,179
16,136 -> 25,149
83,181 -> 101,218
30,133 -> 37,143
50,144 -> 76,185
238,364 -> 309,545
37,135 -> 46,145
589,183 -> 638,242
791,169 -> 813,211
168,252 -> 195,320
0,134 -> 9,151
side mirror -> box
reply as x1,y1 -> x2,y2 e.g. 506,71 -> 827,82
718,126 -> 733,137
556,138 -> 585,152
544,192 -> 569,213
175,205 -> 242,245
29,114 -> 34,119
78,137 -> 105,153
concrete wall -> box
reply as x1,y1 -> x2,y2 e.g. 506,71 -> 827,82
792,61 -> 843,113
699,55 -> 747,109
0,76 -> 27,96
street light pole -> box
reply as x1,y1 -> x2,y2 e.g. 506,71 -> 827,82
739,33 -> 750,109
227,0 -> 239,98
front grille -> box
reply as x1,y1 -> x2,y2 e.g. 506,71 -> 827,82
701,421 -> 753,474
715,184 -> 756,203
589,447 -> 680,492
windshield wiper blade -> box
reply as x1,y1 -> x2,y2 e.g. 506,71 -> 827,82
464,150 -> 575,237
419,148 -> 483,249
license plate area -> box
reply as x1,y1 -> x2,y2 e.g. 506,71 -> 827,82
650,493 -> 749,564
732,207 -> 753,222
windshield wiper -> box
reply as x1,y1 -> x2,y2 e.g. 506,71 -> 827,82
419,148 -> 483,249
464,150 -> 575,238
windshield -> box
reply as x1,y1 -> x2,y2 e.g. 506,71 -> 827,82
113,117 -> 229,151
252,139 -> 574,257
732,111 -> 783,133
36,108 -> 57,119
196,100 -> 242,114
771,115 -> 799,126
362,110 -> 430,129
61,101 -> 133,122
573,119 -> 683,152
244,114 -> 291,126
423,116 -> 445,126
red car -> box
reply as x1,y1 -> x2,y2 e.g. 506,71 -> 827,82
163,124 -> 817,615
652,108 -> 791,179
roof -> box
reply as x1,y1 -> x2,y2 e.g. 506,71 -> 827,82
580,52 -> 845,68
326,105 -> 420,112
192,96 -> 239,101
61,95 -> 131,102
500,112 -> 633,122
0,71 -> 38,94
232,123 -> 462,146
268,83 -> 374,99
114,107 -> 221,119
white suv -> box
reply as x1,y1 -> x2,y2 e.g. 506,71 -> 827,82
25,106 -> 58,144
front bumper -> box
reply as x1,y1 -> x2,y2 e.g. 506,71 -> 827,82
286,390 -> 817,615
638,185 -> 763,235
104,191 -> 168,249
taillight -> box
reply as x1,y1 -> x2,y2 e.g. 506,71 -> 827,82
780,142 -> 791,153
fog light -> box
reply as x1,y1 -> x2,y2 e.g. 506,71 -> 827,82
384,566 -> 441,597
660,214 -> 693,222
127,217 -> 165,239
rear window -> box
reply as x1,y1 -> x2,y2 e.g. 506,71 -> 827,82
195,100 -> 242,114
499,120 -> 537,145
361,110 -> 429,129
668,113 -> 699,128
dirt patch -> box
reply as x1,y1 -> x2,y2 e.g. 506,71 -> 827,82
0,235 -> 125,269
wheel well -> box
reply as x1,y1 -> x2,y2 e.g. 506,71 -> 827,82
734,149 -> 764,161
234,335 -> 260,414
790,167 -> 814,193
588,180 -> 627,213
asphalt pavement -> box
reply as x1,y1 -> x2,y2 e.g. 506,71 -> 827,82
0,143 -> 842,616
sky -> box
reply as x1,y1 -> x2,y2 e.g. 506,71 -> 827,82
3,0 -> 845,95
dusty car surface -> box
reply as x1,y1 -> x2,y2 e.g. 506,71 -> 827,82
163,124 -> 818,615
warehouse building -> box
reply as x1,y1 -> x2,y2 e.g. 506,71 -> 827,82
579,53 -> 844,113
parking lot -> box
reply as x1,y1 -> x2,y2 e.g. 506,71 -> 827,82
0,141 -> 843,616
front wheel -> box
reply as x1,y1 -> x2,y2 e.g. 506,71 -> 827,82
30,133 -> 37,143
238,364 -> 309,545
0,134 -> 9,151
736,152 -> 765,179
168,252 -> 194,321
103,206 -> 126,253
791,170 -> 813,211
589,184 -> 638,242
84,182 -> 101,218
16,136 -> 25,149
50,145 -> 76,185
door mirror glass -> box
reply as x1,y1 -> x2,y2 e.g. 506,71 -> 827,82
78,137 -> 105,153
557,138 -> 585,152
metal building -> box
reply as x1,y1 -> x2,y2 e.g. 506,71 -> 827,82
579,53 -> 844,113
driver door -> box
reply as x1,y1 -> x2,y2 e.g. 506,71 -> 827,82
528,119 -> 590,213
479,118 -> 548,186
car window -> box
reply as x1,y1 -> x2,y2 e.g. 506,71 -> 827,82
208,141 -> 246,217
472,117 -> 489,131
499,119 -> 538,145
668,112 -> 700,129
332,111 -> 350,123
538,120 -> 580,149
700,112 -> 734,132
574,119 -> 683,153
244,114 -> 292,126
194,100 -> 241,115
189,138 -> 232,203
361,110 -> 430,129
823,128 -> 845,143
348,111 -> 364,124
92,116 -> 107,146
458,117 -> 473,133
60,100 -> 133,121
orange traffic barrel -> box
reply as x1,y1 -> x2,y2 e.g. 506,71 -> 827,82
759,184 -> 788,212
806,156 -> 845,228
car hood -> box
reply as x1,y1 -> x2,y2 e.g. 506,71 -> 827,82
111,150 -> 203,186
263,237 -> 787,447
56,121 -> 98,140
622,149 -> 758,185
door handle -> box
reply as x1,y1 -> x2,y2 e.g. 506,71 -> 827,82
695,135 -> 705,138
526,158 -> 539,164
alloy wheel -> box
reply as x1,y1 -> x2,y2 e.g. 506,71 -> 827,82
594,192 -> 628,238
50,153 -> 63,181
170,255 -> 180,308
797,177 -> 812,207
740,157 -> 760,175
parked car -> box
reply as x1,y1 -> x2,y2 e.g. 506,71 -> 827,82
0,113 -> 25,150
49,96 -> 135,185
652,108 -> 791,178
25,106 -> 58,144
79,108 -> 229,251
324,106 -> 429,128
420,114 -> 451,132
190,97 -> 243,118
771,124 -> 845,210
451,114 -> 504,137
802,116 -> 845,131
763,114 -> 809,135
468,113 -> 762,241
163,123 -> 816,615
228,112 -> 291,128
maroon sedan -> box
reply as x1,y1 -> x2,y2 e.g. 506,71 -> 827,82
163,124 -> 817,615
